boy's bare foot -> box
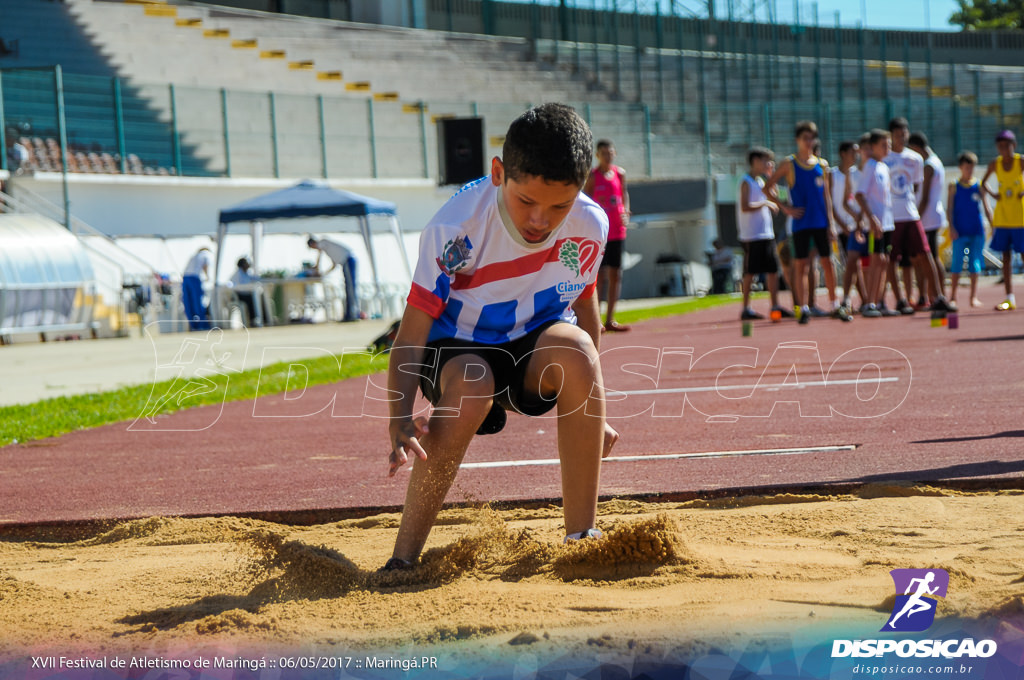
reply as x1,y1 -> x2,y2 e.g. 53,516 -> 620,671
971,298 -> 982,308
604,321 -> 631,332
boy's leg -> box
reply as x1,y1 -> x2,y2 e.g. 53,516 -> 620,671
949,273 -> 960,304
793,258 -> 809,309
969,273 -> 979,304
1003,250 -> 1013,296
766,272 -> 780,308
391,354 -> 496,562
605,266 -> 624,326
521,324 -> 604,536
742,273 -> 753,309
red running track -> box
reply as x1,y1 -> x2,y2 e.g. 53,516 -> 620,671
2,302 -> 1022,525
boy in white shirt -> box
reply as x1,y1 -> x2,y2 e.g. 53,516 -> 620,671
856,130 -> 896,318
736,147 -> 788,320
383,104 -> 618,571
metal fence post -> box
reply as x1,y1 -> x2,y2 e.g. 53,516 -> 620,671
268,91 -> 278,179
221,88 -> 232,177
318,94 -> 328,178
367,97 -> 378,179
113,78 -> 127,174
446,0 -> 453,32
999,76 -> 1006,127
952,97 -> 962,155
0,71 -> 7,172
903,39 -> 911,120
643,103 -> 652,176
418,100 -> 429,179
763,100 -> 772,148
702,101 -> 712,179
973,69 -> 981,153
611,0 -> 621,95
55,66 -> 70,229
655,1 -> 664,109
834,11 -> 842,104
169,84 -> 183,176
858,24 -> 867,129
633,0 -> 642,102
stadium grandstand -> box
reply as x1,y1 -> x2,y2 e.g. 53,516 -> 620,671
0,0 -> 1021,340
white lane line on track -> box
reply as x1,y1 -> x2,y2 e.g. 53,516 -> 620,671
615,376 -> 898,396
455,445 -> 857,470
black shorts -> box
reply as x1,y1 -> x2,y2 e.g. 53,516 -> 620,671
601,238 -> 624,269
792,228 -> 830,260
418,320 -> 562,428
867,230 -> 892,256
742,238 -> 779,275
925,228 -> 940,256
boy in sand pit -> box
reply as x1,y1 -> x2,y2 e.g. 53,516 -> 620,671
383,104 -> 618,571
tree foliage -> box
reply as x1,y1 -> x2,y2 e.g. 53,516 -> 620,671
951,0 -> 1024,30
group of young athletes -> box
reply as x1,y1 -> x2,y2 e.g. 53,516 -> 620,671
736,117 -> 1024,322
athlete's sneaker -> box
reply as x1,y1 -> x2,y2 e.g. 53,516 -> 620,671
771,306 -> 796,318
808,306 -> 830,318
931,297 -> 956,313
897,299 -> 916,315
832,306 -> 854,322
379,557 -> 415,572
995,299 -> 1016,311
879,303 -> 901,317
798,309 -> 811,325
564,528 -> 604,543
741,308 -> 765,320
861,304 -> 883,318
476,403 -> 508,436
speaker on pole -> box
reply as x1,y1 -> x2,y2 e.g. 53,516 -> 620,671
437,117 -> 484,186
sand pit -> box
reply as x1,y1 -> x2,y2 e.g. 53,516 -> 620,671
2,488 -> 1024,665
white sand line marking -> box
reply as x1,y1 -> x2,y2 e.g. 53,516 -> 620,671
616,377 -> 898,396
454,445 -> 857,470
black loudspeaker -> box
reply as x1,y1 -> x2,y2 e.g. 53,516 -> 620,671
437,117 -> 484,186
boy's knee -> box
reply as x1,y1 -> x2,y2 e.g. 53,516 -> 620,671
439,354 -> 498,403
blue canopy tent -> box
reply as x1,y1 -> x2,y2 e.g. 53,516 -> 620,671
213,180 -> 412,323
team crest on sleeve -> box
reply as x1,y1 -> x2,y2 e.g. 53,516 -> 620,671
558,238 -> 601,278
436,235 -> 473,275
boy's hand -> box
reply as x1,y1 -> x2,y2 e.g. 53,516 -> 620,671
950,228 -> 958,241
854,230 -> 866,244
871,216 -> 883,239
783,205 -> 805,219
767,201 -> 779,214
388,416 -> 430,477
602,422 -> 619,458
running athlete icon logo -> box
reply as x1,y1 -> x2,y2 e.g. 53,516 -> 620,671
883,569 -> 949,632
436,235 -> 473,275
558,238 -> 601,278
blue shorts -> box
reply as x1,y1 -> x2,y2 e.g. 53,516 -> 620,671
951,235 -> 985,274
846,231 -> 869,255
989,227 -> 1024,254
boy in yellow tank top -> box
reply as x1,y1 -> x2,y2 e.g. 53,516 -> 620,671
981,129 -> 1024,310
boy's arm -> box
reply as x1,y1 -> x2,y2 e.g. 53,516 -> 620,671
981,161 -> 999,199
822,163 -> 835,236
387,305 -> 435,476
946,183 -> 958,241
571,289 -> 602,352
618,168 -> 631,221
919,164 -> 934,215
982,189 -> 994,227
582,172 -> 595,198
855,191 -> 882,237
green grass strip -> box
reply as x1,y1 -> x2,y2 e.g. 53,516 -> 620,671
0,294 -> 747,446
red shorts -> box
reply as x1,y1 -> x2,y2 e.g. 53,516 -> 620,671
890,220 -> 930,264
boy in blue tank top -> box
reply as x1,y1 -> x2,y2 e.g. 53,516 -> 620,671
947,151 -> 992,308
765,121 -> 851,323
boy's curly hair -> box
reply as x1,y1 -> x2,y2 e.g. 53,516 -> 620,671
502,103 -> 593,187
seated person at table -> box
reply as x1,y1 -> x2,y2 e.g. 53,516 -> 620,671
230,257 -> 261,326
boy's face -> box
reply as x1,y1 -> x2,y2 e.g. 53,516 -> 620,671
596,145 -> 615,166
750,156 -> 769,175
841,146 -> 857,164
891,126 -> 909,149
871,138 -> 891,160
491,158 -> 580,244
997,139 -> 1015,159
796,130 -> 817,154
959,161 -> 975,179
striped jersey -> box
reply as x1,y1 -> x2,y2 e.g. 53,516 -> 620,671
407,177 -> 609,344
